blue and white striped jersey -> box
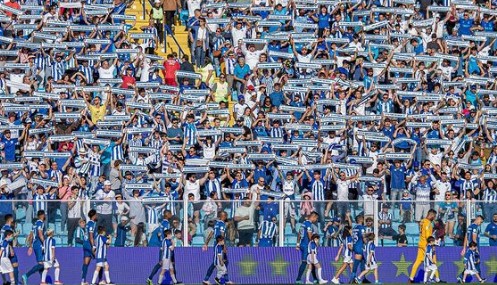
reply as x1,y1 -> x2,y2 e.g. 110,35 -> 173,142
464,249 -> 478,271
95,234 -> 108,259
259,220 -> 277,239
308,240 -> 318,255
213,244 -> 224,266
161,238 -> 173,260
424,244 -> 436,267
0,240 -> 10,258
0,224 -> 12,241
364,241 -> 376,265
343,236 -> 353,258
43,237 -> 55,262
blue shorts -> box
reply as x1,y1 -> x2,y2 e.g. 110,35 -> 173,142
83,243 -> 94,258
259,238 -> 273,247
33,241 -> 43,262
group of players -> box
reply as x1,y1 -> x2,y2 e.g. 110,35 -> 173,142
292,210 -> 487,284
0,208 -> 487,285
0,210 -> 113,285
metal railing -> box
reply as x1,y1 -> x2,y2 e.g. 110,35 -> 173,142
163,24 -> 186,58
2,199 -> 493,247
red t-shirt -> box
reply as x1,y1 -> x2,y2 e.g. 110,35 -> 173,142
163,59 -> 180,80
121,75 -> 136,89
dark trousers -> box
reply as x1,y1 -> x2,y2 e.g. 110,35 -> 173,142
97,213 -> 113,235
154,20 -> 164,43
164,11 -> 175,27
67,217 -> 80,246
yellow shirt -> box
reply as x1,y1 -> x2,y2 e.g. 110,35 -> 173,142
418,218 -> 433,246
88,104 -> 106,123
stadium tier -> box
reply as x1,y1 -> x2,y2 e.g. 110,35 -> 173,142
0,0 -> 496,284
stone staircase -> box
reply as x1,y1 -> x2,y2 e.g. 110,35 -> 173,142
125,1 -> 190,58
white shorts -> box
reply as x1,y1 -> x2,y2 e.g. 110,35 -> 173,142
43,259 -> 59,269
366,263 -> 377,270
0,257 -> 13,274
425,264 -> 437,272
343,256 -> 353,264
161,259 -> 173,270
464,269 -> 478,276
96,261 -> 108,267
306,255 -> 319,265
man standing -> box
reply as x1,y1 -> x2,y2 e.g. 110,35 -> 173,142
202,211 -> 232,285
409,209 -> 437,283
484,213 -> 497,246
234,197 -> 257,247
95,181 -> 115,235
458,215 -> 484,282
295,211 -> 319,284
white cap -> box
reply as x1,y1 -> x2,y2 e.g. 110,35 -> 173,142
121,216 -> 129,221
104,180 -> 111,186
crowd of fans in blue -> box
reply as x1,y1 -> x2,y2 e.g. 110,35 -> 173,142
0,0 -> 495,249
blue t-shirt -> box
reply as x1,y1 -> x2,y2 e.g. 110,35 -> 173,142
458,18 -> 474,36
352,224 -> 365,253
484,222 -> 497,246
466,223 -> 480,246
234,64 -> 250,80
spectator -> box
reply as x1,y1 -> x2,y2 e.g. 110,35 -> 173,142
95,180 -> 115,235
234,197 -> 258,247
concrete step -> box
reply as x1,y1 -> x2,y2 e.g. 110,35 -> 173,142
126,3 -> 190,58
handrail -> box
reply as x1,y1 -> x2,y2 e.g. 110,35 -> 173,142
164,24 -> 186,58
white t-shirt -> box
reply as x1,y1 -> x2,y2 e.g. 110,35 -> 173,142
235,204 -> 255,230
428,151 -> 443,166
336,179 -> 351,201
184,180 -> 201,201
98,65 -> 116,79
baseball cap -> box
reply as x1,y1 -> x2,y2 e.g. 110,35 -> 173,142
104,180 -> 111,186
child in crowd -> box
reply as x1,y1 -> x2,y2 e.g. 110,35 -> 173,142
400,191 -> 413,223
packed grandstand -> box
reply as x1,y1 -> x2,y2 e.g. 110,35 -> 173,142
0,0 -> 493,253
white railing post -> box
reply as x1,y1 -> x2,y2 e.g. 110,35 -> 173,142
183,199 -> 189,247
374,199 -> 379,246
279,199 -> 285,246
466,200 -> 472,228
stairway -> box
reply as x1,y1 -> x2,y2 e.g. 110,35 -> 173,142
125,1 -> 190,58
124,2 -> 235,125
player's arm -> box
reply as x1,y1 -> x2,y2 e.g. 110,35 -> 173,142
461,234 -> 468,256
37,227 -> 44,243
203,231 -> 213,251
335,244 -> 343,260
420,220 -> 431,242
218,251 -> 224,266
89,229 -> 95,248
51,244 -> 55,261
296,229 -> 301,249
26,231 -> 33,248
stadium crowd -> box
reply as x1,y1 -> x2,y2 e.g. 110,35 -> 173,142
0,0 -> 496,249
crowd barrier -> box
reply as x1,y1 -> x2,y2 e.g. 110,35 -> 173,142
2,199 -> 494,247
